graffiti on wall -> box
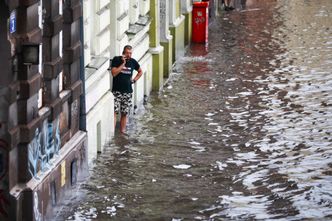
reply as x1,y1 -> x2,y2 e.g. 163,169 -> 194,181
55,118 -> 61,154
28,128 -> 42,177
0,140 -> 9,217
28,117 -> 61,178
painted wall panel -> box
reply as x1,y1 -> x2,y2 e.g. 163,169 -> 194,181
117,0 -> 129,17
97,30 -> 111,54
133,53 -> 152,107
117,15 -> 130,39
132,34 -> 150,61
99,0 -> 109,10
86,92 -> 114,165
99,10 -> 110,32
144,55 -> 153,96
129,0 -> 139,24
85,70 -> 110,112
140,0 -> 150,15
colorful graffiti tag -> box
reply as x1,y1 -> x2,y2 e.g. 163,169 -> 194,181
55,118 -> 61,154
28,117 -> 61,178
28,128 -> 42,177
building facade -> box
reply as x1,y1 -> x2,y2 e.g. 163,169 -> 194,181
83,0 -> 154,162
0,0 -> 192,219
0,0 -> 87,220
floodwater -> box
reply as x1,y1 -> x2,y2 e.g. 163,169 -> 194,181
56,0 -> 332,220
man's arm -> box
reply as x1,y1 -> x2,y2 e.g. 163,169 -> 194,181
132,67 -> 143,83
111,57 -> 126,77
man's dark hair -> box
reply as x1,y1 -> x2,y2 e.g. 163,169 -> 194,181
122,45 -> 132,54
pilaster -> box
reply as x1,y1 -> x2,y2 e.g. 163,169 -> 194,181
169,0 -> 185,63
160,0 -> 173,78
42,0 -> 63,121
2,0 -> 87,220
63,0 -> 83,137
181,0 -> 193,46
149,0 -> 164,91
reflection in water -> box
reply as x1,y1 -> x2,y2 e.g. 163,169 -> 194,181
57,0 -> 332,220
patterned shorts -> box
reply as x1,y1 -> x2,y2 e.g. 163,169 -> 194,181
113,91 -> 132,114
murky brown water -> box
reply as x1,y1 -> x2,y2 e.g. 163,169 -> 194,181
56,0 -> 332,220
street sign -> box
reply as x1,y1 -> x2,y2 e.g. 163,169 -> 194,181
9,10 -> 16,34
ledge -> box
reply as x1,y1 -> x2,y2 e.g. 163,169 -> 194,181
43,15 -> 63,37
85,57 -> 109,80
63,3 -> 82,24
127,20 -> 151,45
136,16 -> 150,26
63,42 -> 81,64
126,16 -> 151,37
43,57 -> 63,80
117,11 -> 128,21
15,27 -> 42,44
49,97 -> 62,121
96,3 -> 110,15
70,80 -> 83,103
19,73 -> 41,99
59,90 -> 72,104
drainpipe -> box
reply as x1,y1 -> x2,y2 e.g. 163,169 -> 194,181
79,0 -> 86,131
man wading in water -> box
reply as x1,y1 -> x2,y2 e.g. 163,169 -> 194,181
111,45 -> 143,134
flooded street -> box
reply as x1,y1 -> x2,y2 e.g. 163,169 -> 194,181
57,0 -> 332,220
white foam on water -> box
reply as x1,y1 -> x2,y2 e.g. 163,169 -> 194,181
106,206 -> 116,217
241,169 -> 269,190
188,141 -> 201,145
215,126 -> 222,133
213,195 -> 271,220
216,161 -> 227,171
179,56 -> 213,63
226,159 -> 245,166
205,112 -> 216,117
237,91 -> 254,96
167,85 -> 173,89
173,164 -> 192,169
226,78 -> 238,82
236,152 -> 259,161
191,146 -> 207,152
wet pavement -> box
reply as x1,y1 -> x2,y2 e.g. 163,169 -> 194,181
56,0 -> 332,220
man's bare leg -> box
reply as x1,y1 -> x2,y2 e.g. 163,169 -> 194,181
120,114 -> 128,134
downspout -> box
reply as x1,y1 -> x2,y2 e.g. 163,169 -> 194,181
79,0 -> 86,131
